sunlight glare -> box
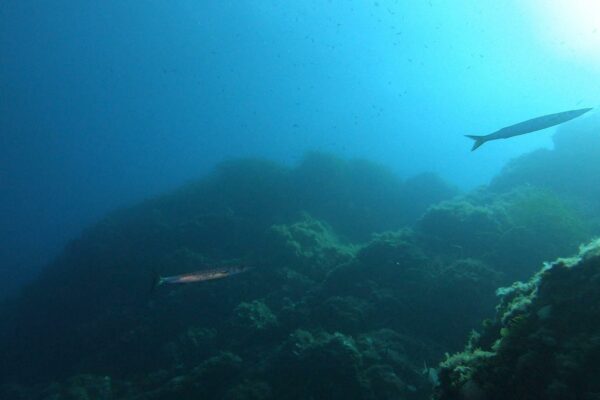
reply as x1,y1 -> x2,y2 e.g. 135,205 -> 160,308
528,0 -> 600,66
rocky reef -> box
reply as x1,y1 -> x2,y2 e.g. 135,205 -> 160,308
434,239 -> 600,400
490,118 -> 600,232
0,150 -> 597,399
417,186 -> 590,281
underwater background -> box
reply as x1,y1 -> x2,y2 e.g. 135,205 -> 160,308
2,1 -> 600,399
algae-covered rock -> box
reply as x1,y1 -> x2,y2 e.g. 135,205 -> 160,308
269,330 -> 364,399
223,380 -> 273,400
268,328 -> 429,400
0,154 -> 459,388
491,121 -> 600,206
490,121 -> 600,233
322,230 -> 497,349
267,214 -> 356,279
231,300 -> 278,332
418,199 -> 504,259
59,375 -> 114,400
6,149 -> 595,400
291,153 -> 458,241
418,187 -> 591,281
227,300 -> 280,346
333,229 -> 430,296
160,352 -> 244,399
321,230 -> 434,333
162,327 -> 217,368
312,296 -> 373,334
428,258 -> 502,347
494,187 -> 591,278
7,374 -> 127,400
434,239 -> 600,400
0,384 -> 31,400
356,229 -> 428,271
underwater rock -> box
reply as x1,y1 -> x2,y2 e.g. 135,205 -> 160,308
364,364 -> 418,400
357,328 -> 433,373
427,258 -> 502,348
58,375 -> 114,400
490,120 -> 600,235
8,152 -> 585,399
434,239 -> 600,400
356,229 -> 428,271
231,300 -> 278,332
321,230 -> 498,350
160,352 -> 244,399
162,327 -> 217,369
491,121 -> 600,210
3,374 -> 125,400
269,329 -> 366,399
494,187 -> 591,276
268,328 -> 430,400
0,153 -> 459,384
322,230 -> 432,326
417,187 -> 591,281
329,229 -> 431,296
0,384 -> 30,400
206,158 -> 294,224
223,380 -> 273,400
292,152 -> 458,241
267,214 -> 356,280
402,172 -> 459,209
312,295 -> 373,334
417,198 -> 505,260
226,300 -> 280,347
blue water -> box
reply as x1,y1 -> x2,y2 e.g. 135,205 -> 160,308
1,1 -> 599,299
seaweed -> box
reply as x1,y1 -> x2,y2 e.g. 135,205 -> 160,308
1,151 -> 597,399
434,240 -> 600,400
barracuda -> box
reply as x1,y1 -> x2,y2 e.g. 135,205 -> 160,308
466,107 -> 592,151
155,265 -> 253,286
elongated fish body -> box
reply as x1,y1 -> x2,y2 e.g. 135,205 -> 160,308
158,266 -> 252,285
466,107 -> 592,151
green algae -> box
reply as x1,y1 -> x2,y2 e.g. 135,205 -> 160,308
434,240 -> 600,400
1,152 -> 599,399
418,186 -> 591,281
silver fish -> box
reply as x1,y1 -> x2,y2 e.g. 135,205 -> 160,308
466,107 -> 592,151
157,265 -> 252,286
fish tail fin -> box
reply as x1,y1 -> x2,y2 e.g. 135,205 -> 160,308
465,135 -> 486,151
149,270 -> 164,296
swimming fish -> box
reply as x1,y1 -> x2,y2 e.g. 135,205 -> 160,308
466,107 -> 592,151
156,265 -> 252,286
